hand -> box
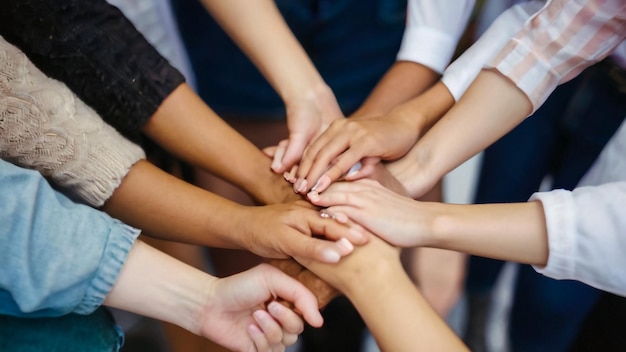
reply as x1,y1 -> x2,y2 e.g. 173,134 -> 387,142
200,263 -> 324,351
270,87 -> 344,174
295,234 -> 401,295
307,179 -> 438,247
292,112 -> 419,194
236,200 -> 369,263
269,258 -> 340,309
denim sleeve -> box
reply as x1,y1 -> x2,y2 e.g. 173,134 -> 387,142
0,160 -> 141,317
0,0 -> 185,142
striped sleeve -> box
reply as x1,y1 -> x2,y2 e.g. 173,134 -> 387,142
487,0 -> 626,112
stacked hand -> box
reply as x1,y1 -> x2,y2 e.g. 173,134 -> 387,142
200,263 -> 324,352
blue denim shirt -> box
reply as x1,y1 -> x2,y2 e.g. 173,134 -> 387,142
0,159 -> 140,317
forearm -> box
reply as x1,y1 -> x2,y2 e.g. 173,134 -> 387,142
344,259 -> 467,351
395,70 -> 531,197
104,240 -> 213,335
101,160 -> 246,248
143,84 -> 294,204
427,201 -> 549,266
199,0 -> 330,104
352,61 -> 440,119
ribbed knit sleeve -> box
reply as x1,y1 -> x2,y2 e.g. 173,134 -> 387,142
0,0 -> 185,141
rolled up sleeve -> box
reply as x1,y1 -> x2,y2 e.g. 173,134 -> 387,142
0,160 -> 140,317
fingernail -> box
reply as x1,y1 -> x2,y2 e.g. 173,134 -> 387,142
297,179 -> 308,193
345,162 -> 362,178
271,162 -> 280,172
336,238 -> 354,253
335,213 -> 348,223
293,179 -> 303,193
349,227 -> 364,240
312,175 -> 330,192
267,301 -> 282,315
322,249 -> 341,263
308,191 -> 320,202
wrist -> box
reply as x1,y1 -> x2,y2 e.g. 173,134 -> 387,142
281,82 -> 338,118
104,241 -> 215,335
341,255 -> 403,299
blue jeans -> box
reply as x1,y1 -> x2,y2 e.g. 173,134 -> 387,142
465,58 -> 626,351
0,307 -> 124,352
170,0 -> 407,119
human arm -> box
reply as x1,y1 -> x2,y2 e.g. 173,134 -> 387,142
106,243 -> 324,352
392,0 -> 626,198
293,81 -> 455,194
352,0 -> 475,118
311,176 -> 626,297
0,35 -> 145,207
297,235 -> 468,352
0,36 -> 365,263
292,0 -> 475,193
0,159 -> 141,317
308,179 -> 549,265
0,160 -> 321,351
199,0 -> 344,173
0,0 -> 299,205
102,160 -> 365,262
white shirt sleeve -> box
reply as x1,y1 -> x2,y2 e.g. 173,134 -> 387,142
442,1 -> 545,101
396,0 -> 475,74
531,183 -> 626,297
531,120 -> 626,296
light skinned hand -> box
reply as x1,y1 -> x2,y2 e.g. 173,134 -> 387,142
201,263 -> 324,352
270,89 -> 344,174
307,179 -> 437,247
237,200 -> 369,263
292,113 -> 419,194
295,233 -> 401,295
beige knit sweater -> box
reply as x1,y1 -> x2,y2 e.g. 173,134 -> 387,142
0,36 -> 145,207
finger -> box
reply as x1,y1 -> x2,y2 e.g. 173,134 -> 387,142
278,134 -> 308,173
248,324 -> 271,352
267,301 -> 304,335
253,310 -> 284,346
284,164 -> 298,184
271,140 -> 289,172
344,157 -> 379,181
263,145 -> 277,159
295,125 -> 347,193
262,265 -> 324,328
306,182 -> 365,207
298,142 -> 356,195
306,210 -> 367,244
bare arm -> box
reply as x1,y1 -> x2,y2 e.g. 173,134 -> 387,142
143,84 -> 295,205
199,0 -> 344,172
351,61 -> 440,119
310,179 -> 549,266
105,240 -> 324,352
101,160 -> 366,262
389,70 -> 531,198
295,81 -> 455,194
297,236 -> 468,352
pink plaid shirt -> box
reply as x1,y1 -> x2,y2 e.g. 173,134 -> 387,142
487,0 -> 626,112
